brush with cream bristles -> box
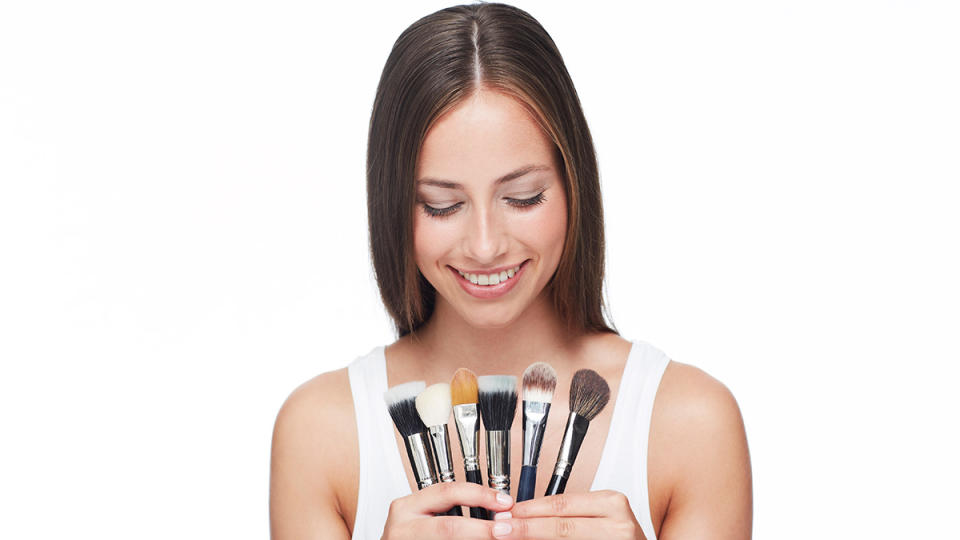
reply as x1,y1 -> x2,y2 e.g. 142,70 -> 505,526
415,383 -> 463,517
517,362 -> 557,502
478,375 -> 518,496
544,369 -> 610,496
383,381 -> 438,491
451,368 -> 488,520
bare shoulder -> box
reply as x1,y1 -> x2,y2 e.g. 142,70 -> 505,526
270,368 -> 358,539
654,361 -> 745,431
649,360 -> 753,539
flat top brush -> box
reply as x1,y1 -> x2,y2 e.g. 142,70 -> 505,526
477,375 -> 518,495
383,381 -> 438,490
451,368 -> 488,519
545,368 -> 610,496
517,362 -> 557,502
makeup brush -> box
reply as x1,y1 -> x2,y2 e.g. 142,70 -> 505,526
517,362 -> 557,502
451,368 -> 488,520
384,381 -> 438,491
415,383 -> 463,517
477,375 -> 518,496
544,369 -> 610,496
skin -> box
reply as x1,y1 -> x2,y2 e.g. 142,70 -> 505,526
270,88 -> 753,539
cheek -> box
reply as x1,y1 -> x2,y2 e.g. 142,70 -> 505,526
412,212 -> 454,271
534,190 -> 568,259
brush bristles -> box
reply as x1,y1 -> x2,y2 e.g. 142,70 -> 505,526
569,369 -> 610,421
522,362 -> 557,404
451,368 -> 479,406
415,383 -> 453,427
477,375 -> 518,431
384,381 -> 427,437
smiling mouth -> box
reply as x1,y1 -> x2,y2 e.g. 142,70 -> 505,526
453,262 -> 524,286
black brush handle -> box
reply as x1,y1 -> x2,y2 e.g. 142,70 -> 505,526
517,465 -> 537,502
444,503 -> 463,516
544,474 -> 567,496
465,469 -> 489,519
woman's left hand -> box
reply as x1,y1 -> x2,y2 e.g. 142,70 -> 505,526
489,490 -> 646,540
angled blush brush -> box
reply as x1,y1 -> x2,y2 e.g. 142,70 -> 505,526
517,362 -> 557,502
477,375 -> 518,496
383,381 -> 438,491
451,368 -> 489,520
415,383 -> 463,517
544,369 -> 610,496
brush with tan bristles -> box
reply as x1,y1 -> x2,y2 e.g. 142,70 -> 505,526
544,369 -> 610,496
517,362 -> 557,502
451,368 -> 488,520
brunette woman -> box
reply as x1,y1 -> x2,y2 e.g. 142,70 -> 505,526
270,3 -> 752,539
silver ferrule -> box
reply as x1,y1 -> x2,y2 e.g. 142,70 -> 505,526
404,432 -> 438,489
552,412 -> 590,480
452,403 -> 480,472
522,400 -> 551,467
428,424 -> 457,482
486,429 -> 511,494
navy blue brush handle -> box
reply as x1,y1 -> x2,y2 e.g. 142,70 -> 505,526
544,473 -> 568,496
465,469 -> 489,519
517,465 -> 537,502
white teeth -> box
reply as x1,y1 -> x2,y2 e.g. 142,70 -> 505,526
458,263 -> 524,286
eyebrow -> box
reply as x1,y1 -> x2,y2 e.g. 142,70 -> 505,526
416,164 -> 551,189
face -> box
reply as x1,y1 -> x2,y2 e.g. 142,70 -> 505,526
413,89 -> 568,329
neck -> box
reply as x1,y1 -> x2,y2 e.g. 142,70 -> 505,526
408,290 -> 581,376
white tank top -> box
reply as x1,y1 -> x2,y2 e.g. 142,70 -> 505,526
346,339 -> 671,540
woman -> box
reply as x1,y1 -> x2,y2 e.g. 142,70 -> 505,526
270,3 -> 752,539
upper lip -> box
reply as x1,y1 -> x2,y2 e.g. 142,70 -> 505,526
450,260 -> 526,275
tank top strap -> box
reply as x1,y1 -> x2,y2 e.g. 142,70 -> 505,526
590,339 -> 671,540
346,346 -> 410,539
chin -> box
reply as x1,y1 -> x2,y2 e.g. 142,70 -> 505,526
457,304 -> 524,330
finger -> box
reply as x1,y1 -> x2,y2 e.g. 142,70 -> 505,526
415,515 -> 501,540
510,490 -> 631,518
492,517 -> 625,540
404,482 -> 514,515
490,517 -> 588,540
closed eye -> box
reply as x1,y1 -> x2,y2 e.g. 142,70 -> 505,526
421,201 -> 463,218
506,191 -> 546,208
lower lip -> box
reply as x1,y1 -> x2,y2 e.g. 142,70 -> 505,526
450,261 -> 528,300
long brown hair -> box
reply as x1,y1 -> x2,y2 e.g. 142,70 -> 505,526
367,1 -> 615,337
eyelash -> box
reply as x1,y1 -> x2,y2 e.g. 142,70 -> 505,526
420,192 -> 547,218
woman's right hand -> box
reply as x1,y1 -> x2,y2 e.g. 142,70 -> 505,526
381,482 -> 515,540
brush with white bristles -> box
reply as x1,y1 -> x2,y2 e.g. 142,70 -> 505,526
544,369 -> 610,496
517,362 -> 557,502
384,381 -> 438,490
415,383 -> 462,516
478,375 -> 518,495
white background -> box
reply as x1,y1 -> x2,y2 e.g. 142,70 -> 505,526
1,0 -> 958,538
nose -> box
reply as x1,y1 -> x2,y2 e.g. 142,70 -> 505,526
462,203 -> 507,264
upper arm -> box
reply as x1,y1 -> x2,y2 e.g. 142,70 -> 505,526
656,362 -> 753,540
270,369 -> 356,540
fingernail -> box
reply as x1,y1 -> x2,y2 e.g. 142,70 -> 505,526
493,511 -> 512,520
496,492 -> 512,506
492,521 -> 512,537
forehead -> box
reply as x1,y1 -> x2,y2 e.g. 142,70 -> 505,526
416,90 -> 557,183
